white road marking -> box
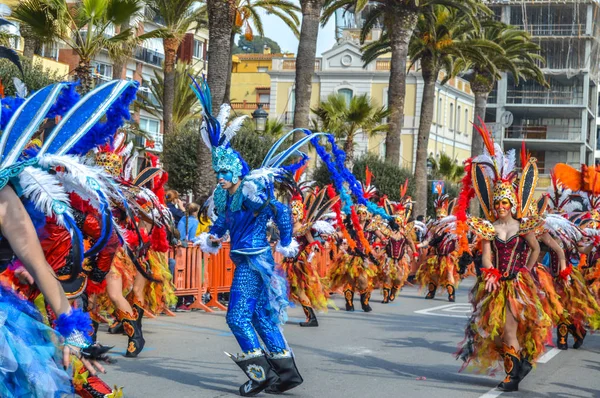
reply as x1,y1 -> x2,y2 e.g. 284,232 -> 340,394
478,390 -> 504,398
537,348 -> 561,364
414,303 -> 472,318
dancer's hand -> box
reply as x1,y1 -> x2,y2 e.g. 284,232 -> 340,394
484,275 -> 499,292
14,267 -> 34,284
63,345 -> 107,375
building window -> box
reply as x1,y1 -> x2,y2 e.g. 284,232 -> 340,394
338,88 -> 353,104
257,66 -> 268,72
457,106 -> 462,133
464,109 -> 469,134
437,97 -> 443,125
449,103 -> 454,131
92,61 -> 112,78
193,39 -> 204,59
258,93 -> 270,104
139,117 -> 162,152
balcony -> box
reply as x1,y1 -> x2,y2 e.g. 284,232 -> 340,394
134,46 -> 164,67
514,24 -> 587,37
281,59 -> 321,71
144,7 -> 165,25
504,126 -> 582,141
231,101 -> 270,111
506,89 -> 584,106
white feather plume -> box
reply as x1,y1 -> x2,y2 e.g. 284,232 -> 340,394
216,104 -> 231,128
221,115 -> 248,147
13,77 -> 28,98
123,149 -> 138,181
113,132 -> 125,152
200,120 -> 212,150
503,149 -> 516,179
312,220 -> 336,235
545,214 -> 582,242
19,166 -> 72,226
120,141 -> 134,159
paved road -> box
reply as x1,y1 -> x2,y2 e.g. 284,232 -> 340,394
100,280 -> 600,398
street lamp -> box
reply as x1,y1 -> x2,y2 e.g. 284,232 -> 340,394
427,158 -> 433,176
252,104 -> 268,133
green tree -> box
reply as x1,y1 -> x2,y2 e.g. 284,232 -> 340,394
428,152 -> 464,183
0,56 -> 61,95
233,35 -> 282,54
13,0 -> 153,93
134,62 -> 202,133
162,123 -> 200,194
313,153 -> 415,202
455,20 -> 546,160
322,0 -> 482,166
231,120 -> 276,169
312,93 -> 389,170
144,0 -> 205,136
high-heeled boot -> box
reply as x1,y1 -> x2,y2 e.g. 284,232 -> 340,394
265,351 -> 304,394
127,292 -> 146,328
569,323 -> 586,349
381,287 -> 390,304
108,315 -> 124,335
299,305 -> 318,327
446,284 -> 456,302
425,282 -> 437,299
360,290 -> 372,312
227,350 -> 279,397
557,322 -> 569,350
118,308 -> 145,358
344,289 -> 354,311
497,345 -> 521,392
389,285 -> 400,301
519,350 -> 532,380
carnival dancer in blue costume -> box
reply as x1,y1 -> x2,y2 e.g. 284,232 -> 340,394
0,80 -> 139,396
191,77 -> 322,396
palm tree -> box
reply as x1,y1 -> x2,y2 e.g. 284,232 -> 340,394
13,0 -> 150,93
135,62 -> 202,133
144,0 -> 205,136
429,152 -> 464,183
312,92 -> 390,169
322,0 -> 482,166
455,20 -> 546,159
363,5 -> 494,216
223,0 -> 300,102
292,0 -> 325,142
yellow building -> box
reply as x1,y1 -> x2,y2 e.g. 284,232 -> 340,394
230,40 -> 475,171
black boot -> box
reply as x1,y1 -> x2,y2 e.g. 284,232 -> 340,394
108,318 -> 124,335
265,353 -> 304,394
360,291 -> 372,312
569,324 -> 586,349
557,323 -> 569,350
381,288 -> 390,304
127,292 -> 145,328
344,289 -> 354,311
228,350 -> 279,397
119,308 -> 145,358
497,345 -> 521,392
389,285 -> 399,302
447,284 -> 456,302
91,320 -> 99,343
519,351 -> 532,380
425,282 -> 437,299
299,306 -> 318,327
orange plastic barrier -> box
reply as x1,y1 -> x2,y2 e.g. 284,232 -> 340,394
170,242 -> 339,312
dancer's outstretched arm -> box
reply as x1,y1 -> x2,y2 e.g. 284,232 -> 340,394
0,185 -> 105,375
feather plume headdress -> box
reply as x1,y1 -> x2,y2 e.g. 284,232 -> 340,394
470,118 -> 538,221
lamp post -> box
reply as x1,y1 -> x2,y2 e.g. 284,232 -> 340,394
252,104 -> 268,133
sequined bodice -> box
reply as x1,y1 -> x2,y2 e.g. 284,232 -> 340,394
386,236 -> 406,259
493,235 -> 529,274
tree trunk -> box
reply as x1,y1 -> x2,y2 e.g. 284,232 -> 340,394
199,0 -> 235,198
413,64 -> 437,218
343,134 -> 354,171
74,59 -> 93,94
293,0 -> 323,142
207,0 -> 234,111
20,24 -> 39,59
385,8 -> 418,166
468,77 -> 491,216
112,21 -> 130,80
163,37 -> 179,136
223,30 -> 237,103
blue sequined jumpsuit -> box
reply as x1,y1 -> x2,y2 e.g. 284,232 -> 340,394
210,187 -> 293,354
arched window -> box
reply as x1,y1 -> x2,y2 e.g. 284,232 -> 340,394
338,88 -> 353,104
457,105 -> 462,133
449,103 -> 454,130
464,109 -> 469,134
437,97 -> 443,124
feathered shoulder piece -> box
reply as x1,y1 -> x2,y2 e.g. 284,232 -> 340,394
466,217 -> 495,241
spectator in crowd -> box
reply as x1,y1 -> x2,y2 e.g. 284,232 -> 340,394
166,190 -> 186,225
177,203 -> 200,242
195,196 -> 212,235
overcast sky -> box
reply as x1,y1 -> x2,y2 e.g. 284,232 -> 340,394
253,8 -> 338,56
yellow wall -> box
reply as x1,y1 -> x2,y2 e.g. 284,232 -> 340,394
405,84 -> 417,117
230,72 -> 271,103
370,83 -> 387,107
275,81 -> 295,115
233,58 -> 276,73
401,134 -> 415,169
32,55 -> 70,76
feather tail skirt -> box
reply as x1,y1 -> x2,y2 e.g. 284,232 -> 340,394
94,248 -> 137,317
416,254 -> 459,291
279,252 -> 329,312
327,253 -> 377,292
532,265 -> 565,325
581,260 -> 600,304
0,283 -> 73,397
456,273 -> 552,375
143,250 -> 177,315
379,257 -> 411,287
555,267 -> 600,331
